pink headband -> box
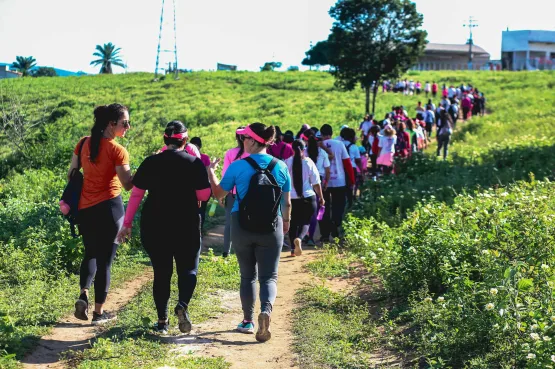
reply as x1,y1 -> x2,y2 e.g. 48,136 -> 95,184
164,132 -> 188,139
300,133 -> 309,141
236,125 -> 266,144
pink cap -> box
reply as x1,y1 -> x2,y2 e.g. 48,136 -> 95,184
236,125 -> 266,144
164,132 -> 188,139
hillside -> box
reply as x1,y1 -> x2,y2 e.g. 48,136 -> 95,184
1,70 -> 554,368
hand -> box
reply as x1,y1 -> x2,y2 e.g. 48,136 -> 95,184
209,157 -> 221,170
282,220 -> 290,234
218,196 -> 225,208
117,227 -> 132,244
319,197 -> 325,207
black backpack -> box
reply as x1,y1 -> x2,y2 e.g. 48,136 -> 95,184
237,157 -> 283,233
60,137 -> 87,238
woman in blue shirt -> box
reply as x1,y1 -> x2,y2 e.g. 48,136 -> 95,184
207,122 -> 291,343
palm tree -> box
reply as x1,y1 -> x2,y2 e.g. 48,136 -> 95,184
90,43 -> 125,74
12,56 -> 37,77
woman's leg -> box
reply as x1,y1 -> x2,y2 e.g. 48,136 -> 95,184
443,136 -> 450,159
289,198 -> 303,251
223,193 -> 235,256
297,196 -> 317,242
231,213 -> 258,322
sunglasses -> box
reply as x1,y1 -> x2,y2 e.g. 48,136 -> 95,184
120,120 -> 131,128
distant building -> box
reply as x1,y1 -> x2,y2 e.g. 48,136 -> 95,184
502,30 -> 555,70
0,65 -> 21,79
217,63 -> 237,71
413,43 -> 490,71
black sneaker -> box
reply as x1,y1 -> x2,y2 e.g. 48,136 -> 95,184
154,320 -> 169,334
174,304 -> 192,334
91,311 -> 117,326
74,299 -> 89,321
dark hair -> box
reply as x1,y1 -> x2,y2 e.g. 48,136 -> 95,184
406,118 -> 414,130
398,122 -> 406,132
342,128 -> 356,143
249,122 -> 275,147
416,112 -> 424,120
163,120 -> 187,147
320,124 -> 332,136
190,136 -> 202,149
274,126 -> 283,143
370,125 -> 380,136
303,129 -> 319,164
90,104 -> 128,162
292,140 -> 305,198
234,126 -> 245,160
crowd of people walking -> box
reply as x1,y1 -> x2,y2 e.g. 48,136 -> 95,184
64,85 -> 484,343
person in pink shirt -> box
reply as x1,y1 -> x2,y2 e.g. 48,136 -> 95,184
267,126 -> 294,160
461,94 -> 472,121
221,127 -> 250,257
190,137 -> 211,230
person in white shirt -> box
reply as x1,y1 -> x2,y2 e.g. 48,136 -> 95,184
334,125 -> 349,142
377,127 -> 397,175
424,82 -> 431,97
342,128 -> 362,207
284,140 -> 324,256
302,129 -> 330,246
318,124 -> 354,242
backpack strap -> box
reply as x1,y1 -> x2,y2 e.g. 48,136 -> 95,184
266,157 -> 279,172
77,137 -> 88,170
243,156 -> 262,172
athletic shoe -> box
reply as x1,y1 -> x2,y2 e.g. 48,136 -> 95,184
154,321 -> 169,334
302,235 -> 309,243
290,251 -> 295,257
91,311 -> 117,325
294,238 -> 303,256
255,312 -> 272,342
236,320 -> 255,334
74,299 -> 89,321
175,303 -> 192,334
307,238 -> 316,247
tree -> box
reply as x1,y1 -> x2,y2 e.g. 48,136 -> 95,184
260,62 -> 282,72
90,43 -> 125,74
32,67 -> 57,77
326,0 -> 427,114
11,56 -> 37,77
302,41 -> 330,68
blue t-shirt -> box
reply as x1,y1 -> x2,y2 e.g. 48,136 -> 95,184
220,153 -> 291,213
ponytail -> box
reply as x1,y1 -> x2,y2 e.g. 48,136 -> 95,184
292,140 -> 304,198
234,126 -> 245,161
303,129 -> 319,164
90,103 -> 128,162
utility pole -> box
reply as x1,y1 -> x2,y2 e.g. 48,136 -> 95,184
463,16 -> 478,70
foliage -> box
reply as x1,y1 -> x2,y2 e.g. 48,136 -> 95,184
326,0 -> 427,114
260,61 -> 282,71
344,180 -> 555,367
305,244 -> 354,278
90,42 -> 125,74
31,67 -> 57,77
302,40 -> 330,67
11,56 -> 37,77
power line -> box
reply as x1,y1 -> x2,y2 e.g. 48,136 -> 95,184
463,16 -> 478,70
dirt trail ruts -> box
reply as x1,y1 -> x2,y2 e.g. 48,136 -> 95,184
165,248 -> 321,369
21,224 -> 226,369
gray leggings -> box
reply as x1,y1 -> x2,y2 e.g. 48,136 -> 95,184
231,213 -> 283,321
223,193 -> 236,254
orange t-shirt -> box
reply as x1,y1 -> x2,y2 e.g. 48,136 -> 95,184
74,137 -> 130,209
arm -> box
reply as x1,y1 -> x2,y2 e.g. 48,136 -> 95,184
323,166 -> 330,191
281,191 -> 291,234
117,186 -> 146,243
342,158 -> 355,186
208,158 -> 229,200
318,141 -> 335,161
116,165 -> 134,191
67,154 -> 79,182
355,158 -> 363,173
312,183 -> 325,207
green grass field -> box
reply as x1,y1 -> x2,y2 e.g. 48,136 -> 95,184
1,70 -> 554,368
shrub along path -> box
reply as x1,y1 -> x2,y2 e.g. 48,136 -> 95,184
21,224 -> 226,369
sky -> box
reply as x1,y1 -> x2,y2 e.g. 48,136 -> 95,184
0,0 -> 554,74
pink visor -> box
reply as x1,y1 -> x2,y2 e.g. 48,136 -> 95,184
236,125 -> 266,144
164,132 -> 188,139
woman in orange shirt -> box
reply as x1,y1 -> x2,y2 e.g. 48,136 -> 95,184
67,103 -> 133,325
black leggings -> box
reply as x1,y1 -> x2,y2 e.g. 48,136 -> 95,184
141,215 -> 201,321
78,196 -> 124,304
289,196 -> 317,248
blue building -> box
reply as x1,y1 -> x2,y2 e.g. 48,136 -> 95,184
502,30 -> 555,70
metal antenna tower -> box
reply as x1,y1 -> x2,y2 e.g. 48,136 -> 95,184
463,16 -> 478,70
155,0 -> 179,79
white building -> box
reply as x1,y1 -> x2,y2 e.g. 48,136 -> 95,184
502,30 -> 555,70
0,65 -> 21,79
413,43 -> 490,71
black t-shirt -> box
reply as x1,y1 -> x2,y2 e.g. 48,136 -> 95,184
132,149 -> 210,225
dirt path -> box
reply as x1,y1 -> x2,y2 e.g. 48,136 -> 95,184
21,224 -> 226,369
171,247 -> 321,369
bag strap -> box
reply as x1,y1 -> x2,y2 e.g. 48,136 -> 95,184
244,156 -> 262,172
77,137 -> 88,170
266,157 -> 279,173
